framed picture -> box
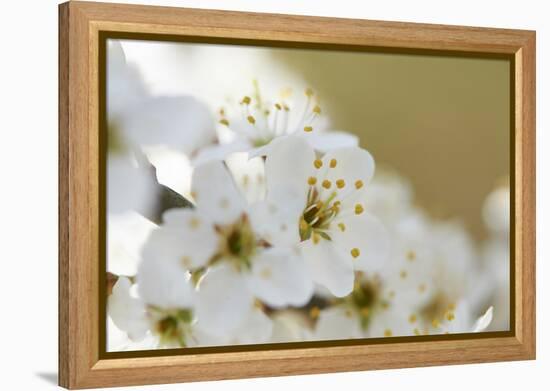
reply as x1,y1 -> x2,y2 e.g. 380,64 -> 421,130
58,1 -> 536,389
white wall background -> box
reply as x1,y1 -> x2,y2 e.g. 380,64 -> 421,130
0,0 -> 546,389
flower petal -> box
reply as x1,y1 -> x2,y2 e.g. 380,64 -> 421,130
299,239 -> 354,297
108,277 -> 149,341
264,135 -> 315,217
142,209 -> 218,270
119,96 -> 215,154
472,306 -> 493,332
312,307 -> 363,341
137,254 -> 196,309
195,264 -> 253,338
191,161 -> 247,225
301,131 -> 359,153
248,247 -> 314,308
248,201 -> 300,247
192,140 -> 251,166
319,146 -> 375,200
331,213 -> 390,275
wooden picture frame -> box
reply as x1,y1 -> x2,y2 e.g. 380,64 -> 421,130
59,1 -> 536,389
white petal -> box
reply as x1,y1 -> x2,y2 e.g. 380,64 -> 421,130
107,154 -> 156,215
248,247 -> 314,308
264,135 -> 315,217
119,96 -> 215,154
312,307 -> 363,341
301,131 -> 359,153
142,209 -> 217,270
230,307 -> 273,345
107,211 -> 157,276
195,264 -> 253,338
318,146 -> 375,201
248,201 -> 300,247
191,161 -> 247,225
192,140 -> 251,166
137,255 -> 196,309
331,213 -> 390,274
472,306 -> 494,332
299,239 -> 354,297
108,277 -> 149,341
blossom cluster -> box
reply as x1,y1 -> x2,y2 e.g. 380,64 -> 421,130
106,41 -> 505,351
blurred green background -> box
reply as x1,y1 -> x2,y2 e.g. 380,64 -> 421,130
273,48 -> 510,240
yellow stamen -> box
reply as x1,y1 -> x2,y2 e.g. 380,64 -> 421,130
313,105 -> 321,114
336,179 -> 345,189
309,306 -> 320,319
304,126 -> 313,132
305,88 -> 314,97
351,248 -> 360,258
446,312 -> 455,321
355,180 -> 364,189
219,118 -> 229,126
384,329 -> 393,337
355,204 -> 364,215
189,217 -> 200,229
247,115 -> 256,124
322,180 -> 332,189
432,318 -> 440,328
409,314 -> 417,324
275,103 -> 282,110
360,307 -> 370,317
337,223 -> 346,232
406,250 -> 416,261
241,96 -> 251,105
312,233 -> 321,245
330,158 -> 337,168
400,270 -> 408,279
314,159 -> 323,169
308,176 -> 317,186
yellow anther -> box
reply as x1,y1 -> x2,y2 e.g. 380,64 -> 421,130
446,312 -> 455,321
219,118 -> 230,126
314,159 -> 323,169
181,256 -> 192,268
337,223 -> 346,232
260,268 -> 272,279
283,104 -> 290,111
247,115 -> 256,124
400,270 -> 408,279
308,176 -> 317,186
351,248 -> 360,258
334,200 -> 341,207
355,180 -> 364,189
241,96 -> 251,105
305,88 -> 314,97
275,103 -> 282,110
448,303 -> 456,311
384,329 -> 393,337
312,233 -> 321,245
313,105 -> 321,114
432,318 -> 441,328
254,298 -> 264,309
408,314 -> 417,324
355,204 -> 364,215
336,179 -> 345,189
322,180 -> 332,189
189,217 -> 200,229
309,306 -> 320,319
304,126 -> 313,132
219,108 -> 225,116
264,109 -> 270,116
360,307 -> 370,317
330,158 -> 337,168
406,250 -> 416,261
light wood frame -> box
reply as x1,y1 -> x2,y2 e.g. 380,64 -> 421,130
59,1 -> 536,389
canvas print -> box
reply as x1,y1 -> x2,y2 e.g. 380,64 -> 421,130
105,39 -> 510,351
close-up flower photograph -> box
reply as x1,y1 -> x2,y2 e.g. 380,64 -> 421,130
1,0 -> 546,390
105,38 -> 508,352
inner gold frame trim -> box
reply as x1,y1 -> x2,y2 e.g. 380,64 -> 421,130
59,1 -> 535,389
